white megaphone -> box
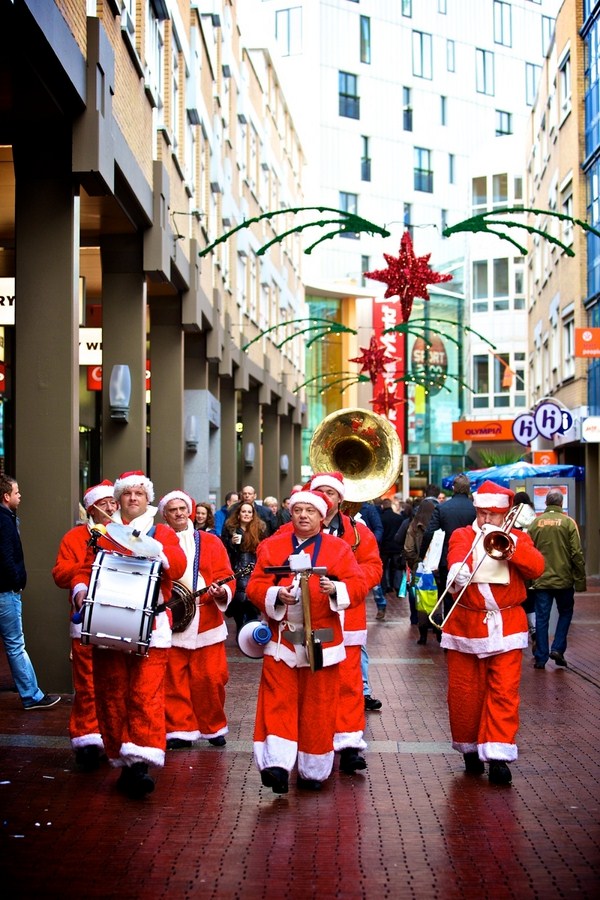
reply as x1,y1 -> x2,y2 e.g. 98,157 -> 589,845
237,620 -> 273,658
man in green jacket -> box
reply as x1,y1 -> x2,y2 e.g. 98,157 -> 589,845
528,490 -> 586,669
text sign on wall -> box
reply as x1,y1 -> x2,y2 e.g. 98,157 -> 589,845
512,402 -> 573,447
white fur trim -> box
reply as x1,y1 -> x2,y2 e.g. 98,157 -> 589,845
199,725 -> 228,741
71,734 -> 104,750
310,474 -> 345,499
343,629 -> 367,646
473,492 -> 511,510
113,474 -> 155,502
166,730 -> 200,742
288,490 -> 328,518
83,483 -> 114,510
158,490 -> 193,517
333,731 -> 367,752
120,741 -> 165,768
297,749 -> 335,781
452,740 -> 479,754
254,734 -> 297,772
479,741 -> 518,762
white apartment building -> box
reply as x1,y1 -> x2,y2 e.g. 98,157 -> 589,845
241,0 -> 561,482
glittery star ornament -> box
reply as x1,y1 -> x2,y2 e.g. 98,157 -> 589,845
369,387 -> 404,416
364,231 -> 453,323
349,336 -> 396,384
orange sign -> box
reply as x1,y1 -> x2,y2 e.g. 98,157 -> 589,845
452,420 -> 515,442
575,327 -> 600,358
532,450 -> 557,465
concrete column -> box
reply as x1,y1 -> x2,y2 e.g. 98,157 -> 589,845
293,423 -> 304,484
183,388 -> 221,504
262,402 -> 281,499
148,296 -> 183,500
100,235 -> 147,478
279,417 -> 294,498
13,133 -> 78,691
220,379 -> 238,497
241,387 -> 261,494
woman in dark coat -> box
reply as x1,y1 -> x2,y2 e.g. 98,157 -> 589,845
221,502 -> 267,634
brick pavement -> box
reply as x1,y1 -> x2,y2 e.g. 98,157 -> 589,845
1,580 -> 599,898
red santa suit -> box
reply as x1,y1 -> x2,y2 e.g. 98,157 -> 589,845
246,527 -> 366,783
165,521 -> 234,742
52,522 -> 105,752
443,518 -> 544,762
73,516 -> 186,770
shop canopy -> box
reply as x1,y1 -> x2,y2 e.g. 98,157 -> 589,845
442,463 -> 585,491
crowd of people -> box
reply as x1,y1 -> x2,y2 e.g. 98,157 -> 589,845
0,470 -> 587,798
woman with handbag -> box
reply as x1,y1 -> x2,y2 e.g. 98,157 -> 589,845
221,502 -> 267,634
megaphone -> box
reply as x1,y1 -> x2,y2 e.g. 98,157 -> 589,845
237,621 -> 272,658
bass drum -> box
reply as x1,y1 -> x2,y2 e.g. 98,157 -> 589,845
80,551 -> 162,656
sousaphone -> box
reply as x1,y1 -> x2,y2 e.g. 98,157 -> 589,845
309,408 -> 402,502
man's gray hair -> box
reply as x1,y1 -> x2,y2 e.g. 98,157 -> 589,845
545,489 -> 564,507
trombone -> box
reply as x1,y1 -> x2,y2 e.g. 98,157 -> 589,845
427,504 -> 523,631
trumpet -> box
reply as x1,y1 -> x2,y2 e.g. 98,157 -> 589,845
427,503 -> 523,631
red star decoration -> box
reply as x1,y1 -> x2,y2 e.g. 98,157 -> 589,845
369,387 -> 404,416
364,231 -> 453,323
349,336 -> 396,384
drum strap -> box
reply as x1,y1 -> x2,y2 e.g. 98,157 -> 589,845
193,531 -> 200,593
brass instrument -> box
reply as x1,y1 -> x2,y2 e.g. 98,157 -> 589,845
428,503 -> 523,631
309,408 -> 402,502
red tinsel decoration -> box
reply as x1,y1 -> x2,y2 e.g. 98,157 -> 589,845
349,336 -> 396,385
369,387 -> 404,416
364,231 -> 453,323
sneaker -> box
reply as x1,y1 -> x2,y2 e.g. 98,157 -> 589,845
364,695 -> 382,711
23,694 -> 61,710
375,609 -> 386,620
550,650 -> 567,667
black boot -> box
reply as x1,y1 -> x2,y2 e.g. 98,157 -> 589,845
339,748 -> 367,774
416,626 -> 428,645
260,766 -> 289,794
117,762 -> 155,799
75,745 -> 102,772
463,752 -> 485,775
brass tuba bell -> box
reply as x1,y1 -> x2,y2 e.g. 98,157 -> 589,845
309,408 -> 402,502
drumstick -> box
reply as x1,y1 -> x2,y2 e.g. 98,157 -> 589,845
89,503 -> 121,524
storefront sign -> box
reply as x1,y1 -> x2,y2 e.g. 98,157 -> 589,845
575,327 -> 600,358
532,450 -> 558,465
452,419 -> 515,441
512,402 -> 573,447
582,416 -> 600,442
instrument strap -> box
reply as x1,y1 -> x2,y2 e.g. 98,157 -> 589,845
273,533 -> 322,584
193,530 -> 200,593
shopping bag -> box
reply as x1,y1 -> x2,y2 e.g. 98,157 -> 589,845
397,569 -> 407,599
423,528 -> 444,571
414,567 -> 438,614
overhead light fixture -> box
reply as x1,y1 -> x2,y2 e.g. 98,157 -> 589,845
185,415 -> 199,452
109,365 -> 131,422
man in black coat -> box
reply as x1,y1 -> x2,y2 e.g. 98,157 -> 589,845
419,474 -> 476,614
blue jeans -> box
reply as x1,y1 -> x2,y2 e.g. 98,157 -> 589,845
0,591 -> 43,706
361,645 -> 370,695
532,587 -> 574,665
372,584 -> 386,610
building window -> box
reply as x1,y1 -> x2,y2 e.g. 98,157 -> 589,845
542,16 -> 554,55
403,87 -> 413,131
563,314 -> 575,379
404,202 -> 413,238
360,16 -> 371,64
339,191 -> 359,238
438,0 -> 447,12
414,147 -> 433,193
361,254 -> 370,288
441,95 -> 447,126
493,173 -> 508,208
413,31 -> 433,80
514,257 -> 525,309
276,7 -> 302,56
493,353 -> 512,407
559,52 -> 571,120
494,1 -> 512,47
526,62 -> 541,105
402,0 -> 412,17
447,39 -> 455,72
472,176 -> 488,213
473,260 -> 489,313
560,178 -> 574,247
493,259 -> 509,311
361,136 -> 371,181
473,355 -> 489,407
476,49 -> 495,95
339,72 -> 360,118
496,109 -> 513,135
441,209 -> 448,234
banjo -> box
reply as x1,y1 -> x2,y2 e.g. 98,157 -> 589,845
158,564 -> 254,633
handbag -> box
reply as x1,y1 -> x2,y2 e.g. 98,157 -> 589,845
422,528 -> 444,571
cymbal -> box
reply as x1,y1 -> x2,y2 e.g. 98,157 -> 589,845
105,523 -> 162,558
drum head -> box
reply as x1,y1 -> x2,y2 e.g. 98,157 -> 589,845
105,523 -> 162,558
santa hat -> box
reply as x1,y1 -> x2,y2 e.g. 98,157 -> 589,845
83,480 -> 115,511
158,490 -> 194,518
310,471 -> 346,499
288,489 -> 332,519
113,470 -> 155,503
473,480 -> 514,514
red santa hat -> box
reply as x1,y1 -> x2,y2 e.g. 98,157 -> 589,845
113,470 -> 155,503
309,471 -> 346,499
83,480 -> 115,511
158,490 -> 194,519
473,480 -> 514,514
288,489 -> 332,519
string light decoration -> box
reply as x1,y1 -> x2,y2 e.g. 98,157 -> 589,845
363,231 -> 453,322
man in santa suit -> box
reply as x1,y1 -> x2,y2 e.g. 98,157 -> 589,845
308,472 -> 382,775
443,480 -> 545,785
71,471 -> 186,799
52,480 -> 117,771
246,489 -> 366,794
158,490 -> 234,750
